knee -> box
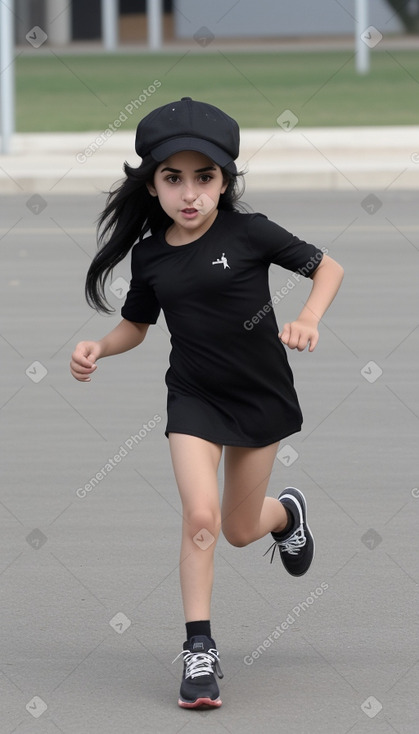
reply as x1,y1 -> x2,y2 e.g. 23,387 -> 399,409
183,507 -> 221,540
222,522 -> 252,548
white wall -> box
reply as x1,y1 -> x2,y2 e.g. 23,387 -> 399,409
174,0 -> 402,39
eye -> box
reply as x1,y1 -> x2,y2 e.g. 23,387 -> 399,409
199,174 -> 213,183
165,174 -> 180,184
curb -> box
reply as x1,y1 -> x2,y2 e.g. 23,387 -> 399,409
1,127 -> 418,193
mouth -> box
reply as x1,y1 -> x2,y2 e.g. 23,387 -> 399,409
181,208 -> 198,214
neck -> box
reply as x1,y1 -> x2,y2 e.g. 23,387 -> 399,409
165,210 -> 219,246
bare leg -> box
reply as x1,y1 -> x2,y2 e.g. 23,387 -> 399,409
221,442 -> 288,547
169,433 -> 222,622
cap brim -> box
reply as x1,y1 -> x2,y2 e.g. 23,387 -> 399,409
150,137 -> 237,173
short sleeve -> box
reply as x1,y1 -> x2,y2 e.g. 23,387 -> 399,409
247,213 -> 324,276
121,245 -> 161,324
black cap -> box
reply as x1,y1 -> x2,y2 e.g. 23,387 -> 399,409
135,97 -> 240,172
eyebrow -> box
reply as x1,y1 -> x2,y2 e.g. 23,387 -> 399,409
160,166 -> 217,173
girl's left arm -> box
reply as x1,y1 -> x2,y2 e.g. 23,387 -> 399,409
279,254 -> 344,352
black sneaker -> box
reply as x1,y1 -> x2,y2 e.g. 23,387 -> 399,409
263,487 -> 315,576
173,635 -> 223,709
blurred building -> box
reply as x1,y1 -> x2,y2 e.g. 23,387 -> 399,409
15,0 -> 174,44
15,0 -> 402,45
175,0 -> 402,39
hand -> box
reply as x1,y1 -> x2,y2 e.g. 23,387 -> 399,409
279,319 -> 319,352
70,340 -> 102,381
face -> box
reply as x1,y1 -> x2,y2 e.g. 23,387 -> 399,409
147,150 -> 228,242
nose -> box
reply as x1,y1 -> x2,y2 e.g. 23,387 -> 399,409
181,182 -> 197,203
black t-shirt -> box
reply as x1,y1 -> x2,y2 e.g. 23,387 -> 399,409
121,209 -> 324,446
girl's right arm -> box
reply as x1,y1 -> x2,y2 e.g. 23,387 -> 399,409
70,319 -> 150,382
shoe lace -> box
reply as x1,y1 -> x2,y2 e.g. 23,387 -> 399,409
263,523 -> 306,564
172,648 -> 224,680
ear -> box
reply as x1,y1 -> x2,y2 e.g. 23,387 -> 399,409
221,177 -> 229,195
146,181 -> 158,197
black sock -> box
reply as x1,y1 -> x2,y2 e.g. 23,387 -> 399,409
273,507 -> 294,537
186,620 -> 211,640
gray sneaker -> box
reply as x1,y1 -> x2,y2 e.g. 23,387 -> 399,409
173,635 -> 223,709
264,487 -> 315,576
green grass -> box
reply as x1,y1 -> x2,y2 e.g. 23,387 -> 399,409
16,50 -> 419,130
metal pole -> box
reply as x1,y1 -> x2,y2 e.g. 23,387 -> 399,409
102,0 -> 118,52
147,0 -> 163,51
0,0 -> 15,154
46,0 -> 71,46
355,0 -> 369,74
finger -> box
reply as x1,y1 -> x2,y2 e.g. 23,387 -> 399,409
72,373 -> 91,382
308,331 -> 319,352
70,363 -> 95,381
279,323 -> 291,344
73,352 -> 95,368
70,359 -> 97,374
70,365 -> 97,382
296,333 -> 309,351
287,328 -> 301,350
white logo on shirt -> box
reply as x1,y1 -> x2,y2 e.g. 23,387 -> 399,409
212,253 -> 230,269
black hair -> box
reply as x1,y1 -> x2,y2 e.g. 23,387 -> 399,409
85,155 -> 246,313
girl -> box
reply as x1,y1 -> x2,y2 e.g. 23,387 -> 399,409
70,97 -> 344,709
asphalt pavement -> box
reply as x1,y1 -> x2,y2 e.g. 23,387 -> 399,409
1,191 -> 418,733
